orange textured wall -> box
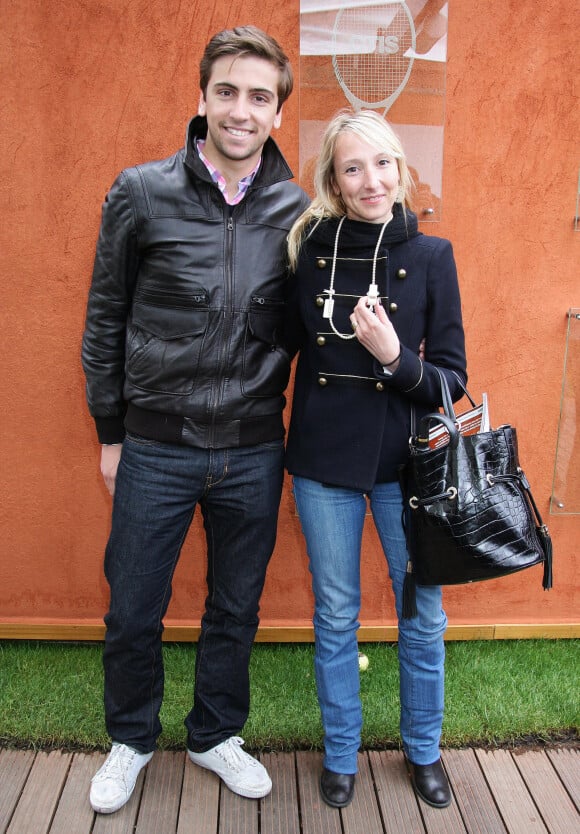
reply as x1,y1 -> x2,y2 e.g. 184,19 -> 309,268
0,0 -> 577,636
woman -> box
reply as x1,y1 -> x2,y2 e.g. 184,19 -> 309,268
285,110 -> 467,809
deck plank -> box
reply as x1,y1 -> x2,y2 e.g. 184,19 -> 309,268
369,750 -> 425,834
442,748 -> 507,834
218,779 -> 259,834
176,755 -> 219,834
342,752 -> 384,833
475,749 -> 548,834
512,749 -> 580,834
6,750 -> 71,834
0,745 -> 578,834
0,749 -> 35,834
49,753 -> 98,833
134,750 -> 184,834
295,751 -> 342,834
547,748 -> 580,811
260,752 -> 301,834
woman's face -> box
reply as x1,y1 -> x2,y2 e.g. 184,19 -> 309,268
331,132 -> 400,224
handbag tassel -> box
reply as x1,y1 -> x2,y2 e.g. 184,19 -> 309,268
402,560 -> 417,619
516,469 -> 553,591
538,525 -> 553,590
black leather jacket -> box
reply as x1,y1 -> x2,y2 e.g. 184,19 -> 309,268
82,117 -> 309,448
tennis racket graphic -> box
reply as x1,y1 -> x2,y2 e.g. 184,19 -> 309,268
332,0 -> 416,114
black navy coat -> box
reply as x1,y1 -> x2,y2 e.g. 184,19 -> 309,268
285,208 -> 467,491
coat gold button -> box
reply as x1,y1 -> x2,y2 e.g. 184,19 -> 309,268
318,376 -> 327,386
376,382 -> 385,392
397,268 -> 407,279
316,258 -> 327,268
316,296 -> 324,307
316,336 -> 326,346
389,302 -> 398,313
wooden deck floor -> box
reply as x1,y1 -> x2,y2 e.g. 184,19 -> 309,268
1,746 -> 578,834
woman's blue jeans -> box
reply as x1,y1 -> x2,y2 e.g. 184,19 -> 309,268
103,434 -> 284,754
292,477 -> 447,774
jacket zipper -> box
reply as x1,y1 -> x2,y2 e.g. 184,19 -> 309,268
208,211 -> 235,445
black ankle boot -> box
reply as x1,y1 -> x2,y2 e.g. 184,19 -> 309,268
405,757 -> 451,808
320,768 -> 356,808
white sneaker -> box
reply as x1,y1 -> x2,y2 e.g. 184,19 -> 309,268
187,736 -> 271,799
90,743 -> 154,814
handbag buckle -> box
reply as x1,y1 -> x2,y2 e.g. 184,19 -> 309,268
409,486 -> 457,510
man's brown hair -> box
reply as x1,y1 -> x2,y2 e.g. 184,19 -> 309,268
199,25 -> 293,112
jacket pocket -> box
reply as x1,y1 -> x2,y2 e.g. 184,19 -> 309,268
241,296 -> 291,398
126,288 -> 209,395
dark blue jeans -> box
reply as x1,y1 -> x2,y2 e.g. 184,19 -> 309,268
102,434 -> 284,754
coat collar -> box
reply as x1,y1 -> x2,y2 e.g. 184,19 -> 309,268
307,204 -> 420,253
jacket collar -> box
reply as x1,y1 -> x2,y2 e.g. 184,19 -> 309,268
183,116 -> 294,190
308,204 -> 420,253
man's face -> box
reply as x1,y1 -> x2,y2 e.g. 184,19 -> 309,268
198,54 -> 282,171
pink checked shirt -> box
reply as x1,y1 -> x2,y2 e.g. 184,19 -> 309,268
197,139 -> 261,206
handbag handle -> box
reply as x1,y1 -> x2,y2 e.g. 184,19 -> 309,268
450,370 -> 477,408
416,412 -> 460,449
436,367 -> 476,423
414,368 -> 462,449
437,368 -> 460,421
437,368 -> 477,418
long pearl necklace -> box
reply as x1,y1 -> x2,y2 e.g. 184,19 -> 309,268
323,215 -> 391,340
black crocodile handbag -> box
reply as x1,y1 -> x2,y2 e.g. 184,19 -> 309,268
400,370 -> 552,617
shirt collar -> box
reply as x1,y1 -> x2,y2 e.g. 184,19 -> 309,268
196,138 -> 261,206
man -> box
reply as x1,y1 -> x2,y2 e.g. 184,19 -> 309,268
81,26 -> 308,815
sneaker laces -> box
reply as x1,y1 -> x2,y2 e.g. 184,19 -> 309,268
95,744 -> 137,786
215,737 -> 258,773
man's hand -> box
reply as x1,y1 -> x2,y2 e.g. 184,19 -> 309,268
100,444 -> 122,496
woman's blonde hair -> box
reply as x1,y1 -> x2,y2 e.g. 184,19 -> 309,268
288,109 -> 413,269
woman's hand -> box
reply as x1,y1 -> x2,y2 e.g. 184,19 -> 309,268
350,297 -> 401,368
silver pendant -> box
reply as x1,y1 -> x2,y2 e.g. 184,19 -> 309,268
322,297 -> 334,319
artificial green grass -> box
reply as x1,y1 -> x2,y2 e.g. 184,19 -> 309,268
0,640 -> 577,751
